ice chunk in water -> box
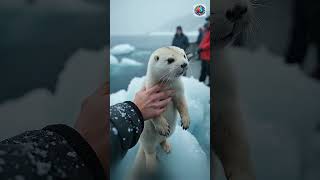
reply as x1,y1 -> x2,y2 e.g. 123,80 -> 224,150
111,44 -> 135,55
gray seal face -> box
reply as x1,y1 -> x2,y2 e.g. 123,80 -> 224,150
148,46 -> 189,82
212,0 -> 253,49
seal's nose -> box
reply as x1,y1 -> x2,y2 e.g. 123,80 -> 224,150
181,63 -> 187,69
226,4 -> 248,22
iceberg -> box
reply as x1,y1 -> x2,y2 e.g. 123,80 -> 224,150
110,55 -> 119,64
111,44 -> 135,55
121,58 -> 143,66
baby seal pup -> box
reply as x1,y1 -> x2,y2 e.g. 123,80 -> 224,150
132,46 -> 191,177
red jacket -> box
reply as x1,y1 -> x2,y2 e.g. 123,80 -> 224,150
199,30 -> 210,61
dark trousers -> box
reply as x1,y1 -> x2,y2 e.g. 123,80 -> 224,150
199,60 -> 210,82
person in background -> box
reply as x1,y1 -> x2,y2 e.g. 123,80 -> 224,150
172,26 -> 189,51
196,27 -> 204,45
286,0 -> 320,80
172,26 -> 190,76
198,22 -> 210,85
0,83 -> 173,180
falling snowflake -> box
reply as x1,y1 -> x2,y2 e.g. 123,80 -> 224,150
67,152 -> 77,158
112,127 -> 118,135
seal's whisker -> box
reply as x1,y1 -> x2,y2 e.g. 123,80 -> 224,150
161,76 -> 169,86
188,65 -> 194,77
159,70 -> 172,86
159,71 -> 171,81
162,68 -> 174,86
166,70 -> 175,85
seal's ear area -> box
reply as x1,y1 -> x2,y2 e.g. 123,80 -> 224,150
154,55 -> 160,62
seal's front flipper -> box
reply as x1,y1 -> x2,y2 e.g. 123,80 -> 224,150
152,115 -> 170,136
175,96 -> 190,130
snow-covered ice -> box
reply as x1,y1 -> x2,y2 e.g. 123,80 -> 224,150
110,44 -> 135,55
111,126 -> 210,180
110,90 -> 127,105
120,58 -> 143,66
110,51 -> 145,79
110,55 -> 119,64
110,76 -> 210,180
110,55 -> 143,67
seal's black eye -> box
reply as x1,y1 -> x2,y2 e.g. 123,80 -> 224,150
184,54 -> 187,59
167,58 -> 175,64
154,56 -> 159,61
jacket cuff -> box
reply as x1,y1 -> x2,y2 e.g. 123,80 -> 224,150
110,101 -> 144,150
123,101 -> 144,148
124,101 -> 144,121
43,124 -> 106,180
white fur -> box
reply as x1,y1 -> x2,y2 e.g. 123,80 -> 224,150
213,0 -> 256,180
131,46 -> 190,179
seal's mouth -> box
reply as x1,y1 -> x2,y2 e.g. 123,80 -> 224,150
175,68 -> 186,77
214,23 -> 236,43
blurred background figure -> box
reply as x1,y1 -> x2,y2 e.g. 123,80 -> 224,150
172,26 -> 189,76
286,0 -> 320,80
0,0 -> 107,139
198,22 -> 210,85
172,26 -> 190,51
0,0 -> 108,179
213,0 -> 320,179
196,27 -> 204,45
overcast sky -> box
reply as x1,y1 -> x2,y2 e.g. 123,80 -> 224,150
110,0 -> 210,35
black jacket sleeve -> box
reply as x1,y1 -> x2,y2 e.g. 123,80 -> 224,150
0,102 -> 144,179
172,36 -> 177,46
110,101 -> 144,165
0,124 -> 105,180
184,35 -> 190,50
196,32 -> 203,45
